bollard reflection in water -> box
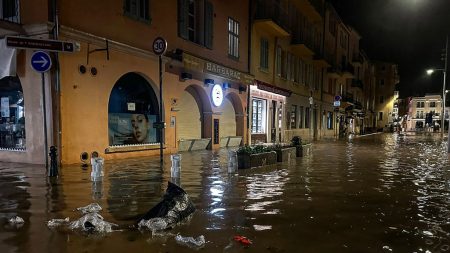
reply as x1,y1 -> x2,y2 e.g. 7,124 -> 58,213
227,150 -> 238,173
171,154 -> 182,186
91,157 -> 104,181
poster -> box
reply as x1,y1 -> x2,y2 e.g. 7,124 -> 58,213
1,97 -> 10,118
108,113 -> 157,145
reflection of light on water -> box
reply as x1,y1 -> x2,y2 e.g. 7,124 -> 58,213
245,169 -> 288,214
253,224 -> 272,231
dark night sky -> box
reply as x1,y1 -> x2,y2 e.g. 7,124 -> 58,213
329,0 -> 450,98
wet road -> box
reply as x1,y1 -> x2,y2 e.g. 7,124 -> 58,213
0,133 -> 450,253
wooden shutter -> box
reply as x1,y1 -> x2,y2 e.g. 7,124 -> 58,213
178,0 -> 189,39
204,1 -> 213,48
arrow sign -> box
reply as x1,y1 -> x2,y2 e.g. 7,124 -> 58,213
31,51 -> 52,73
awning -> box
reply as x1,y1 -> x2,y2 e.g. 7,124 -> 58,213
254,79 -> 292,97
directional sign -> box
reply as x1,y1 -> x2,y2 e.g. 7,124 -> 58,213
152,37 -> 167,55
6,36 -> 75,52
31,51 -> 52,73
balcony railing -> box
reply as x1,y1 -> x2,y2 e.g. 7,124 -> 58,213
342,93 -> 354,104
1,0 -> 20,23
255,0 -> 290,33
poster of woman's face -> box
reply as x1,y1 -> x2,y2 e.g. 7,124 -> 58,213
108,113 -> 157,145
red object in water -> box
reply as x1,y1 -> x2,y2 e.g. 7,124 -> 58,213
234,235 -> 252,246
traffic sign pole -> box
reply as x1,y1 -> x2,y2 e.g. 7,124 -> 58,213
41,73 -> 48,169
152,37 -> 167,163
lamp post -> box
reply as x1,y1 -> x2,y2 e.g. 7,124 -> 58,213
426,35 -> 448,151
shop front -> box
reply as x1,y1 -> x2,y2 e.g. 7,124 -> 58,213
166,52 -> 251,151
249,80 -> 290,144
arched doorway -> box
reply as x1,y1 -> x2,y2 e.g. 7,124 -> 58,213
177,85 -> 212,139
220,92 -> 244,147
0,76 -> 25,150
108,73 -> 159,145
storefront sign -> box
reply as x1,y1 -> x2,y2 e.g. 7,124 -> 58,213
254,80 -> 292,97
211,84 -> 224,107
205,62 -> 241,80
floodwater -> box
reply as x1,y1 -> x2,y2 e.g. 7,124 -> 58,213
1,133 -> 450,253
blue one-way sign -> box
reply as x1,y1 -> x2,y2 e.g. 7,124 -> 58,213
31,51 -> 52,73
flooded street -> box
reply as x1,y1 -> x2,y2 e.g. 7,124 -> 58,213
1,133 -> 450,253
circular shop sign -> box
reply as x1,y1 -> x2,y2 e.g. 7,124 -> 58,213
211,84 -> 224,107
152,37 -> 167,55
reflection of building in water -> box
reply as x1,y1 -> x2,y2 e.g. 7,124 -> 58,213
107,161 -> 164,221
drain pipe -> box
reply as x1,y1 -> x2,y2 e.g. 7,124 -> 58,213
51,0 -> 62,173
246,0 -> 252,145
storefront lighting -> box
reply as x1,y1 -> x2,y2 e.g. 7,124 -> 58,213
222,82 -> 230,90
204,78 -> 214,87
180,72 -> 192,81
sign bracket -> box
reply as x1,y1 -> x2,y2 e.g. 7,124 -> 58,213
86,39 -> 109,65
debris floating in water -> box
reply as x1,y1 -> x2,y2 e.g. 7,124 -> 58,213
234,235 -> 252,246
76,203 -> 102,214
8,216 -> 24,224
47,217 -> 70,228
69,212 -> 118,233
175,234 -> 206,249
138,218 -> 169,232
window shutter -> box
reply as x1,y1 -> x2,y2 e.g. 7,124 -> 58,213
204,1 -> 213,49
178,0 -> 189,39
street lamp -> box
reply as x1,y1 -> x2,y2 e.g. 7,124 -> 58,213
426,67 -> 446,136
426,35 -> 448,152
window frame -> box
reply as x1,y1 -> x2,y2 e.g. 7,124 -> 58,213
228,17 -> 239,59
124,0 -> 151,24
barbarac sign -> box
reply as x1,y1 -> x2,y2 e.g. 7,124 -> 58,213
205,62 -> 241,80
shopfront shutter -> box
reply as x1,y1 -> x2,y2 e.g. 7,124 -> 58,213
178,0 -> 189,39
204,1 -> 213,49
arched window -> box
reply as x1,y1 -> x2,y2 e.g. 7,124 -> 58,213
108,73 -> 159,146
0,76 -> 25,150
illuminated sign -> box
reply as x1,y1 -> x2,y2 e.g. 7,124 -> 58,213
211,84 -> 224,107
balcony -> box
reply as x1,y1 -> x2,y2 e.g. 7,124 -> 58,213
291,34 -> 314,56
254,0 -> 290,37
351,79 -> 363,90
342,63 -> 354,78
1,0 -> 20,23
342,93 -> 354,104
313,53 -> 330,67
291,0 -> 323,23
327,65 -> 341,78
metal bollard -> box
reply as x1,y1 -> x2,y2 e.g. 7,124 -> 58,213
170,154 -> 181,178
227,150 -> 238,173
90,157 -> 104,181
48,146 -> 58,177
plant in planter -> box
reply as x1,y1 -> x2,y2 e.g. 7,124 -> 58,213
237,145 -> 277,169
291,136 -> 303,157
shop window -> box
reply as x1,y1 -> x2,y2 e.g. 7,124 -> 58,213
260,38 -> 269,70
228,17 -> 239,59
124,0 -> 150,23
178,0 -> 213,48
108,73 -> 159,146
305,107 -> 310,128
290,105 -> 297,129
327,112 -> 333,129
0,76 -> 25,150
251,98 -> 266,134
299,106 -> 304,128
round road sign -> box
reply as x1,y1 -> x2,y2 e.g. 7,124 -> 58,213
152,37 -> 167,55
31,51 -> 52,73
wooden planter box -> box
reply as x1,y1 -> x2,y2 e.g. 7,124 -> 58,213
237,151 -> 277,169
275,147 -> 297,162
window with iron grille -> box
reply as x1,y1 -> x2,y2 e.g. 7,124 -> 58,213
1,0 -> 20,23
228,17 -> 239,59
290,105 -> 297,129
124,0 -> 150,23
252,99 -> 266,134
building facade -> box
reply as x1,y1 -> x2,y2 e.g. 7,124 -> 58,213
373,62 -> 399,130
406,94 -> 444,131
0,0 -> 399,165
